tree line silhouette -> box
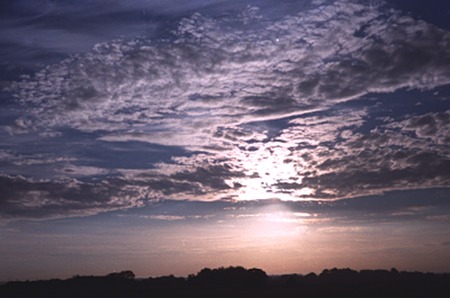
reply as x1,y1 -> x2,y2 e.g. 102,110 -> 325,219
1,266 -> 449,298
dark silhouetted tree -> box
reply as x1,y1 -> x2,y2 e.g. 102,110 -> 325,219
107,270 -> 135,279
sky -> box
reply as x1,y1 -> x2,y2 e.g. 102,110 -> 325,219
1,0 -> 450,281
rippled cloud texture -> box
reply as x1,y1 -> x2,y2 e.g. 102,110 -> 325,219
1,0 -> 450,222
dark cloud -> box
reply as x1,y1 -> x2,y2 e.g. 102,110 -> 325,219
402,111 -> 450,143
170,165 -> 245,191
0,174 -> 144,221
126,163 -> 247,201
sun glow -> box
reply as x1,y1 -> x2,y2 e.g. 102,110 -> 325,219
228,142 -> 314,201
239,204 -> 309,244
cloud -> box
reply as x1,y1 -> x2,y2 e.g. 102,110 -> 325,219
2,118 -> 33,135
0,0 -> 191,68
114,188 -> 450,227
122,161 -> 246,201
283,108 -> 450,199
2,0 -> 450,219
0,174 -> 144,221
10,1 -> 450,140
319,188 -> 450,220
1,166 -> 449,223
142,215 -> 186,221
58,165 -> 112,177
398,111 -> 450,144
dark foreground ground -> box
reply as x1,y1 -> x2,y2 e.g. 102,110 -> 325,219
2,267 -> 450,298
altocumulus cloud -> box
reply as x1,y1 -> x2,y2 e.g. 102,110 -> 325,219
9,1 -> 450,137
279,109 -> 450,199
0,174 -> 144,221
1,0 -> 450,220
